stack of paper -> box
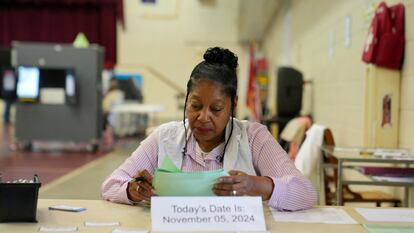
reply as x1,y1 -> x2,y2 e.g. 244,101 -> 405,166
153,156 -> 228,196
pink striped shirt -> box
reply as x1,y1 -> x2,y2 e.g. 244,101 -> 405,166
101,121 -> 317,211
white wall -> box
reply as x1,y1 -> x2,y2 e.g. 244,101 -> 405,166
116,0 -> 249,123
264,0 -> 367,146
263,0 -> 414,206
264,0 -> 414,149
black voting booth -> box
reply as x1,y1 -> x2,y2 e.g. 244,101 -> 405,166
264,66 -> 303,137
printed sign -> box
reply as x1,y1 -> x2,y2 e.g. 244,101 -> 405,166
151,196 -> 266,232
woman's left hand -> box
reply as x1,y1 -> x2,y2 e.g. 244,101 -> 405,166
212,170 -> 274,200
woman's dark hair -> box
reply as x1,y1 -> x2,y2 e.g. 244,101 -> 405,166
182,47 -> 238,162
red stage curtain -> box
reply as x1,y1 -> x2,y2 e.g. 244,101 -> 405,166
0,0 -> 124,69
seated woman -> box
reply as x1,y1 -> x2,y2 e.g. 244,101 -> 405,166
101,47 -> 317,211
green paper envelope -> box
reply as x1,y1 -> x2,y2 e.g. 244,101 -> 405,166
153,156 -> 229,196
157,155 -> 181,173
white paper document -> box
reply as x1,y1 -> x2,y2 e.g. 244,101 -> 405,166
40,88 -> 65,104
84,221 -> 120,227
270,207 -> 357,224
39,226 -> 78,232
112,228 -> 148,233
356,208 -> 414,222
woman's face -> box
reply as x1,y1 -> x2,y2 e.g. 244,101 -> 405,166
186,80 -> 235,151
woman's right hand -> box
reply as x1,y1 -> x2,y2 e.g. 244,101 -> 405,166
127,169 -> 156,202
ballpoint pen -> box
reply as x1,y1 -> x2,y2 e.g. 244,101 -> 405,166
131,176 -> 146,183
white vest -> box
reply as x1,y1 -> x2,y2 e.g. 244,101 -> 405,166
154,118 -> 257,175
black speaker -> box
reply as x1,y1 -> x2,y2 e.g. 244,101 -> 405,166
277,67 -> 303,117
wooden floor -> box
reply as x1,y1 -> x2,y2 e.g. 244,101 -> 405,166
0,124 -> 113,184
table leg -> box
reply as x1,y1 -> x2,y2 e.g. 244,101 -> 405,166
404,186 -> 409,207
337,159 -> 343,206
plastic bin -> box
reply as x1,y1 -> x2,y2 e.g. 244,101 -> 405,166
0,174 -> 41,222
